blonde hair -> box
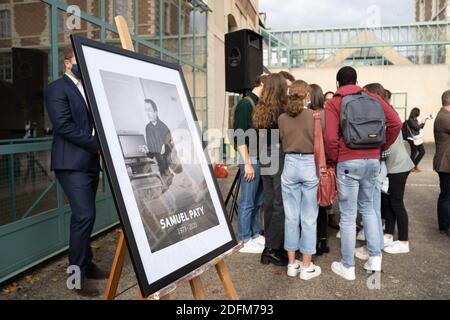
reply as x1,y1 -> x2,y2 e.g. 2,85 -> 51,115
285,80 -> 310,117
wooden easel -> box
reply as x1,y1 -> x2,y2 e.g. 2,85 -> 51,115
103,16 -> 239,301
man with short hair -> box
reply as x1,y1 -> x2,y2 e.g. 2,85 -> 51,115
45,46 -> 108,297
325,66 -> 402,280
434,90 -> 450,237
143,98 -> 172,177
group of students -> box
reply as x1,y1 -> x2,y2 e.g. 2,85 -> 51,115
232,66 -> 427,281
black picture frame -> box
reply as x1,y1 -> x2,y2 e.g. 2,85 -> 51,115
70,35 -> 237,297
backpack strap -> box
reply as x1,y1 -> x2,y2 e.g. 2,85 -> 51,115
313,111 -> 327,177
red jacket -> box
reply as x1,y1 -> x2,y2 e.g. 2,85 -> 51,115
324,85 -> 402,164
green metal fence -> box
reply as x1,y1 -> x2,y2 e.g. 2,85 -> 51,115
262,21 -> 450,68
0,0 -> 209,283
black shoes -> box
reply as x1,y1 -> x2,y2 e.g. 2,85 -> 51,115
439,229 -> 450,237
260,248 -> 288,266
74,277 -> 100,298
316,239 -> 330,256
86,263 -> 110,280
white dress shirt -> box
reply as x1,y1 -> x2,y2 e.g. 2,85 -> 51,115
65,72 -> 94,136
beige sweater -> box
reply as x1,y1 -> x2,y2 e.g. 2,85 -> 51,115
278,109 -> 324,154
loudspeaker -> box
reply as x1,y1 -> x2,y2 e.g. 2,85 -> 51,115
225,29 -> 263,93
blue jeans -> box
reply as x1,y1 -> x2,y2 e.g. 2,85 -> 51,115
281,154 -> 319,255
371,161 -> 387,249
337,159 -> 381,268
238,162 -> 264,242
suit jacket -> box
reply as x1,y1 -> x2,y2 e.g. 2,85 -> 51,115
45,75 -> 100,172
434,107 -> 450,173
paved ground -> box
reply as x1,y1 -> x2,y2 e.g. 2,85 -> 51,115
1,144 -> 449,300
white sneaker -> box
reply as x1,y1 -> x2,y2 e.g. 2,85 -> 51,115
356,229 -> 365,241
287,260 -> 302,277
300,263 -> 322,280
239,239 -> 264,254
363,255 -> 382,272
384,241 -> 410,254
383,235 -> 394,248
331,262 -> 356,281
253,235 -> 265,246
355,246 -> 369,261
336,231 -> 341,239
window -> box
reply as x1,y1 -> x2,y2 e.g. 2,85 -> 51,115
419,0 -> 426,21
0,53 -> 12,82
58,10 -> 66,33
0,9 -> 11,38
391,93 -> 408,122
114,0 -> 129,20
432,0 -> 439,18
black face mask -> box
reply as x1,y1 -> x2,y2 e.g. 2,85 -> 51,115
71,64 -> 81,79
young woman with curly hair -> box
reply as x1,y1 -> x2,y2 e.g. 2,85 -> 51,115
278,80 -> 323,280
251,73 -> 289,266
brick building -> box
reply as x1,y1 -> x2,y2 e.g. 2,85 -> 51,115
416,0 -> 450,21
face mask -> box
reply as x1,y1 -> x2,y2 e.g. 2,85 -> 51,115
71,64 -> 81,79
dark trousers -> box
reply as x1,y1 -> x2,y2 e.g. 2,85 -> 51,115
317,206 -> 328,240
438,172 -> 450,231
383,172 -> 410,241
408,141 -> 426,167
261,154 -> 285,250
150,145 -> 171,174
56,170 -> 99,275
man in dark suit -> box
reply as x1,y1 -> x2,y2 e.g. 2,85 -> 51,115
45,46 -> 108,297
434,90 -> 450,237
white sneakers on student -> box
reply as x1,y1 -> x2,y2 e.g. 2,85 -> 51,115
253,235 -> 266,246
355,246 -> 369,261
300,263 -> 322,280
384,241 -> 410,254
239,238 -> 264,254
356,229 -> 366,241
363,255 -> 382,272
384,235 -> 394,248
287,260 -> 321,280
287,260 -> 302,277
331,262 -> 356,281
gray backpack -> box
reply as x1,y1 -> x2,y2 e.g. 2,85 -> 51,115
340,92 -> 386,149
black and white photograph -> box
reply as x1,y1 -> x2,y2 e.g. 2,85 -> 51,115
100,70 -> 220,252
70,36 -> 236,296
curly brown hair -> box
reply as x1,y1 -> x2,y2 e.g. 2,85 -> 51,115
285,80 -> 310,117
252,73 -> 288,129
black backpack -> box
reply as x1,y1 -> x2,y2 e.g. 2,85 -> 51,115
340,92 -> 386,149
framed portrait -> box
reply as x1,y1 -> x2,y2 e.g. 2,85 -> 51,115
71,35 -> 237,297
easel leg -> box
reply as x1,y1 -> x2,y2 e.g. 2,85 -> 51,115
189,276 -> 206,300
215,261 -> 239,300
104,231 -> 128,300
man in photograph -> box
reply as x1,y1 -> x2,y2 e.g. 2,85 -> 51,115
45,46 -> 109,297
141,98 -> 179,185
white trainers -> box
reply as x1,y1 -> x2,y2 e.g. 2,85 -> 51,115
239,238 -> 264,254
300,263 -> 322,280
383,235 -> 394,248
336,231 -> 341,239
363,255 -> 382,272
357,229 -> 365,241
253,235 -> 265,246
331,262 -> 356,281
384,241 -> 410,254
287,260 -> 302,277
355,246 -> 369,261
